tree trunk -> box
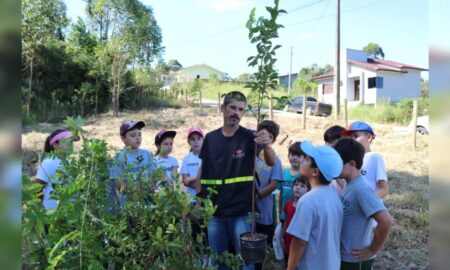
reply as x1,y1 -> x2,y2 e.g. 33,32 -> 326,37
26,56 -> 34,118
95,77 -> 99,118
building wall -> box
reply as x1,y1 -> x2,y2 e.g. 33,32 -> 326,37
278,74 -> 298,88
177,66 -> 225,82
376,69 -> 422,103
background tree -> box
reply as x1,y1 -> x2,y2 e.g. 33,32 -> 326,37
363,42 -> 385,59
168,59 -> 182,72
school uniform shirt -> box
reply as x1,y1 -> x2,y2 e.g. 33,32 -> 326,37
36,157 -> 64,210
341,175 -> 386,262
255,156 -> 283,225
278,169 -> 300,221
109,149 -> 156,208
180,152 -> 202,198
361,152 -> 387,195
287,185 -> 343,270
155,155 -> 179,185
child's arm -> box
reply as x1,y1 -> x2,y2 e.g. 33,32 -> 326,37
376,180 -> 389,198
352,209 -> 393,260
287,237 -> 307,270
171,166 -> 179,184
181,174 -> 197,188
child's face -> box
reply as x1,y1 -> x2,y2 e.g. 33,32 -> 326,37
288,153 -> 304,169
349,131 -> 371,150
300,155 -> 316,179
158,137 -> 173,155
121,129 -> 142,149
188,133 -> 203,153
292,181 -> 308,198
257,128 -> 275,145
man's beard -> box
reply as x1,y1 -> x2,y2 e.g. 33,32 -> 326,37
225,116 -> 240,127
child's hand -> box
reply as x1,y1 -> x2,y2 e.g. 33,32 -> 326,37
352,247 -> 376,261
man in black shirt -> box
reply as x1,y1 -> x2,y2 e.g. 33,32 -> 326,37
199,91 -> 275,270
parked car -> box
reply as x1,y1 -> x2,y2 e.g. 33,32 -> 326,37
285,96 -> 332,116
408,115 -> 429,135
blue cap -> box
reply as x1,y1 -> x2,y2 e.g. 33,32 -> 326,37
341,121 -> 375,137
300,140 -> 343,181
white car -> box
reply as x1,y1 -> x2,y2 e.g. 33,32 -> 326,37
409,115 -> 429,135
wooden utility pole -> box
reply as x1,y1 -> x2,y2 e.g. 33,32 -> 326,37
288,46 -> 293,96
334,0 -> 341,118
411,100 -> 418,149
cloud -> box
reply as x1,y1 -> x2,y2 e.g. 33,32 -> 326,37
195,0 -> 252,11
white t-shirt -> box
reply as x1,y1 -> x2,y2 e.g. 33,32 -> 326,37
36,157 -> 63,210
180,152 -> 202,197
361,152 -> 387,193
155,155 -> 179,185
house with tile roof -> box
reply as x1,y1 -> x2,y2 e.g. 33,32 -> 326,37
312,49 -> 428,105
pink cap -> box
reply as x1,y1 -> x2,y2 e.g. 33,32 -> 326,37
187,127 -> 204,138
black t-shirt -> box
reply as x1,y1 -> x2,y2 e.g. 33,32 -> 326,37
199,126 -> 256,216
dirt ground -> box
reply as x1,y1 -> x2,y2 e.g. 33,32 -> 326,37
22,106 -> 429,269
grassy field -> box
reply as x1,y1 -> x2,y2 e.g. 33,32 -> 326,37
22,105 -> 429,269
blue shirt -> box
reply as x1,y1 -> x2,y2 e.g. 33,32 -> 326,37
341,175 -> 386,262
255,156 -> 283,225
278,169 -> 300,220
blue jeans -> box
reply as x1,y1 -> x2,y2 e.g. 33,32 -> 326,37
208,215 -> 254,270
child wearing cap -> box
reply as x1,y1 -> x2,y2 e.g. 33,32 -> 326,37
154,130 -> 179,187
109,121 -> 156,208
286,140 -> 343,270
180,127 -> 204,198
341,121 -> 389,200
334,138 -> 393,270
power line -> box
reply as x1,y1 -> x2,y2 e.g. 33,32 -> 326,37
286,0 -> 388,27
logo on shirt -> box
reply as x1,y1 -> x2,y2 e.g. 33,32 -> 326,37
361,169 -> 366,175
232,149 -> 245,159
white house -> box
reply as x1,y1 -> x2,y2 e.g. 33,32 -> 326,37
175,64 -> 228,83
312,49 -> 428,105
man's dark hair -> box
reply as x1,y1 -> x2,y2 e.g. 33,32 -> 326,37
257,120 -> 280,141
223,91 -> 247,106
288,141 -> 305,157
324,125 -> 345,144
333,137 -> 365,169
293,175 -> 311,191
309,156 -> 329,185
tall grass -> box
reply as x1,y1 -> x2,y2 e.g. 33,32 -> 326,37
348,98 -> 429,125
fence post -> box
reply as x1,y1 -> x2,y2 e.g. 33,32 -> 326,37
344,98 -> 348,127
411,100 -> 418,149
302,94 -> 307,129
199,87 -> 203,113
269,92 -> 273,121
278,134 -> 289,145
217,92 -> 221,114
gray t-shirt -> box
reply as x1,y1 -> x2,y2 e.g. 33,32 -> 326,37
255,156 -> 283,225
341,175 -> 386,262
287,185 -> 343,270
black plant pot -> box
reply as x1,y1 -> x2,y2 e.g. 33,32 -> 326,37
239,232 -> 267,264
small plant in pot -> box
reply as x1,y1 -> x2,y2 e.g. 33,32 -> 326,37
239,0 -> 286,265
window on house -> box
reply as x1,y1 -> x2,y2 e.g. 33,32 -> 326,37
323,84 -> 333,94
368,77 -> 383,88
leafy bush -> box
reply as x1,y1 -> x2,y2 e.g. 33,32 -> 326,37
22,117 -> 240,269
348,98 -> 429,125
